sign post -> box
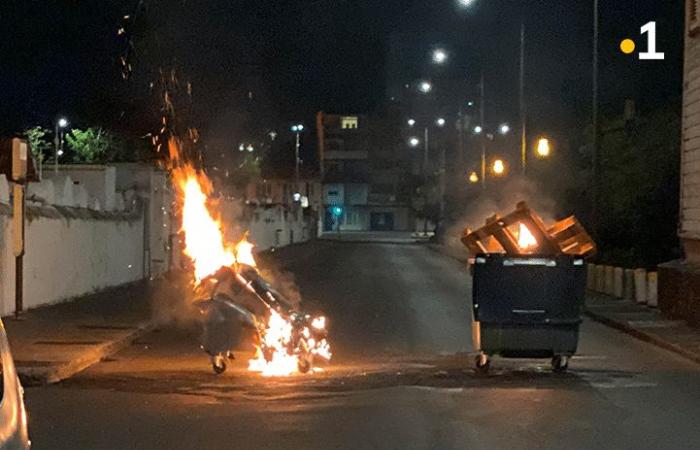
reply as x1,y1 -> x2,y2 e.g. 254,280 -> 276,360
11,138 -> 28,317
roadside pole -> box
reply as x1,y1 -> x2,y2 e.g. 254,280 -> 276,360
11,138 -> 28,317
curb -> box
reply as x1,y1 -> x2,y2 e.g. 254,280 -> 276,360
318,237 -> 428,245
17,323 -> 155,386
584,309 -> 700,366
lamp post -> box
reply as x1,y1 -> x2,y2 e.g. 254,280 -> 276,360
54,117 -> 68,173
291,124 -> 304,185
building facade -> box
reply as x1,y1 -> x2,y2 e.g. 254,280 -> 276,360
659,1 -> 700,326
317,112 -> 412,232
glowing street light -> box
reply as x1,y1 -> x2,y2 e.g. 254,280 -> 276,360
458,0 -> 476,6
54,116 -> 69,173
407,118 -> 416,127
499,123 -> 511,135
536,137 -> 551,158
408,137 -> 421,147
436,117 -> 446,127
492,159 -> 506,176
473,125 -> 483,134
291,123 -> 304,183
419,81 -> 433,93
468,171 -> 479,184
432,49 -> 448,65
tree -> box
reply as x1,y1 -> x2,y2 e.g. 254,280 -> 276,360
65,127 -> 115,163
23,126 -> 52,163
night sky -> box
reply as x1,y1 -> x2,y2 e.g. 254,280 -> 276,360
0,0 -> 685,145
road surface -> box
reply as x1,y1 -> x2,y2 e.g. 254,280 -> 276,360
24,241 -> 700,449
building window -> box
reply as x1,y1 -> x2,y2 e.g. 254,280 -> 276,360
341,116 -> 359,129
691,0 -> 700,36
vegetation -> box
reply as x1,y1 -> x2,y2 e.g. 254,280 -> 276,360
591,106 -> 681,267
23,126 -> 52,163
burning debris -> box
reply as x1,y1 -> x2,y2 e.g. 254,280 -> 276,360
170,139 -> 331,376
462,201 -> 596,258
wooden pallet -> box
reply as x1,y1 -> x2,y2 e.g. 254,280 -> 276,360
461,201 -> 596,257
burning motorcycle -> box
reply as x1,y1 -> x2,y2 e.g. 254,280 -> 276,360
195,265 -> 331,375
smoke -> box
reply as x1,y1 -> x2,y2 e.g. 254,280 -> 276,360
445,175 -> 558,252
149,270 -> 201,328
257,264 -> 303,311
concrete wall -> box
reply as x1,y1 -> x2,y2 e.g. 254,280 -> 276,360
0,203 -> 144,316
220,199 -> 315,251
43,165 -> 116,211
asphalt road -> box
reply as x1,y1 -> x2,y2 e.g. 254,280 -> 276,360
25,241 -> 700,449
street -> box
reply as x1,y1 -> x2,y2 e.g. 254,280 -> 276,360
24,241 -> 700,450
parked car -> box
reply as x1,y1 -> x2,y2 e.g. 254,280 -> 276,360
0,318 -> 30,449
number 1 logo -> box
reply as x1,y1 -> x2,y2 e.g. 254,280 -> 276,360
639,21 -> 665,60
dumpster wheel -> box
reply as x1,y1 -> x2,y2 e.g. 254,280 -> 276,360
551,355 -> 569,373
212,354 -> 227,375
475,353 -> 490,374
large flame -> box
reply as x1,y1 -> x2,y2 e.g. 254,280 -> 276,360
170,138 -> 329,376
518,223 -> 538,250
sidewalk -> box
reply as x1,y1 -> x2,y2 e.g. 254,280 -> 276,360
585,292 -> 700,365
430,242 -> 700,365
319,231 -> 430,244
3,272 -> 189,385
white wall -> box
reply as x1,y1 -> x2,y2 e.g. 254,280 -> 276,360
43,165 -> 116,211
0,207 -> 144,316
219,199 -> 315,252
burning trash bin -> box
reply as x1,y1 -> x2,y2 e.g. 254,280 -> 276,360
462,201 -> 596,373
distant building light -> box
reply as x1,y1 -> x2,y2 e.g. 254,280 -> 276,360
473,125 -> 483,134
341,116 -> 359,129
293,192 -> 302,202
239,144 -> 245,152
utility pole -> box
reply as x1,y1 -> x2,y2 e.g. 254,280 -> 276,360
423,126 -> 430,175
592,0 -> 599,230
519,21 -> 527,174
479,71 -> 486,190
295,131 -> 301,185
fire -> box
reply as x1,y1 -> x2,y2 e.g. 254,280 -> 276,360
248,310 -> 299,377
248,310 -> 332,377
234,237 -> 257,268
169,138 -> 330,377
177,169 -> 235,283
518,223 -> 538,250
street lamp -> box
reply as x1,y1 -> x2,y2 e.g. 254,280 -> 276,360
407,118 -> 416,127
418,81 -> 433,93
291,123 -> 304,184
492,159 -> 506,176
468,171 -> 479,184
432,49 -> 448,65
54,117 -> 68,173
457,0 -> 476,7
436,117 -> 446,127
536,137 -> 551,158
473,125 -> 483,134
408,137 -> 421,147
499,123 -> 511,135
